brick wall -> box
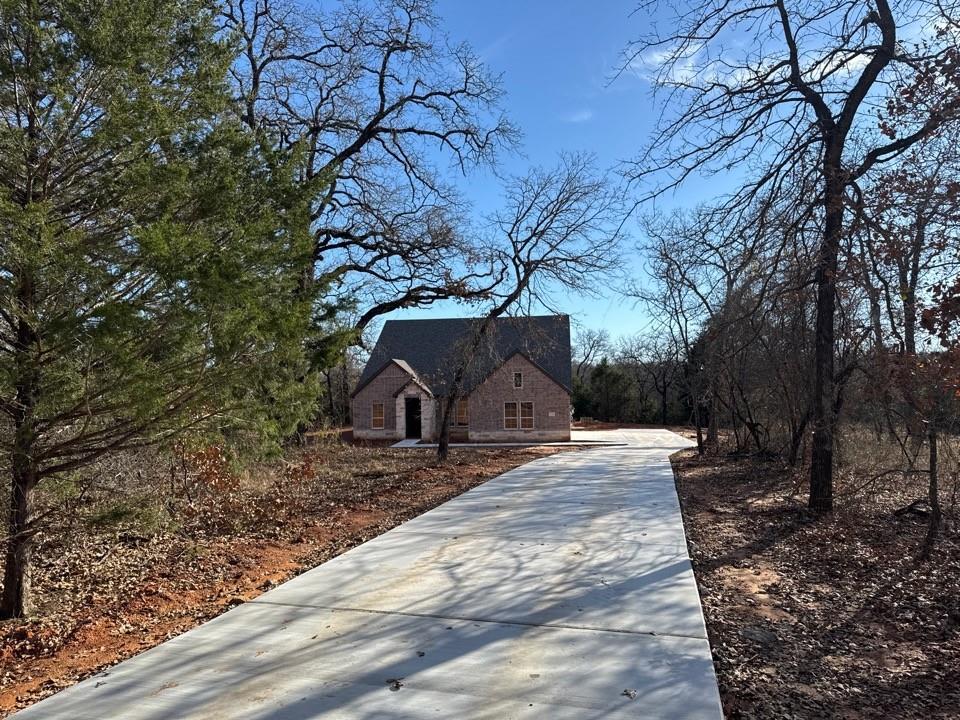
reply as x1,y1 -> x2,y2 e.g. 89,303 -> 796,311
398,389 -> 436,442
352,363 -> 409,440
352,363 -> 436,441
468,354 -> 570,442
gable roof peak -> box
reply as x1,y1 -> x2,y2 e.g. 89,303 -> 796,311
357,314 -> 571,396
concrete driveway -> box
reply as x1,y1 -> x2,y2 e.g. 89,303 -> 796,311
16,429 -> 721,719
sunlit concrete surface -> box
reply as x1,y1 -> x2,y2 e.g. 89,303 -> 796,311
15,429 -> 722,720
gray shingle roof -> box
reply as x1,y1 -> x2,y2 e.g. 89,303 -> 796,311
355,315 -> 571,397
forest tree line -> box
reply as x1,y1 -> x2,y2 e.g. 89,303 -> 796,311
570,330 -> 689,426
620,0 -> 960,557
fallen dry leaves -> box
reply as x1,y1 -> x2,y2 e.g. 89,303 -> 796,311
673,450 -> 960,720
0,443 -> 568,716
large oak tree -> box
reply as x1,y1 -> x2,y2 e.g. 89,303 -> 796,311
222,0 -> 516,343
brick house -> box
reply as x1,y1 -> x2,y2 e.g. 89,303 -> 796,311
351,315 -> 571,442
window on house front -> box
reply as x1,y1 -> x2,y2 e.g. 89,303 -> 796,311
520,401 -> 534,429
371,402 -> 384,430
456,398 -> 469,426
513,372 -> 523,388
504,401 -> 518,429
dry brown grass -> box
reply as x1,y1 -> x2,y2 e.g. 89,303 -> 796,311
832,425 -> 960,519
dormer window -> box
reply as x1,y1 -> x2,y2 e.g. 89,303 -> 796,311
513,372 -> 523,388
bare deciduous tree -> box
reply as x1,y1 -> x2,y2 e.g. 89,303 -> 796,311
222,0 -> 518,338
573,328 -> 612,383
624,0 -> 960,511
435,155 -> 628,460
617,333 -> 680,426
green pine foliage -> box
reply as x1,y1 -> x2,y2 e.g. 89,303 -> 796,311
0,0 -> 339,616
0,0 -> 322,459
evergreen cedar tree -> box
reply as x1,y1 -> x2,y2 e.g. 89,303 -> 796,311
0,0 -> 333,618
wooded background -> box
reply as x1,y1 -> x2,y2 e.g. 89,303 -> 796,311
1,0 -> 958,639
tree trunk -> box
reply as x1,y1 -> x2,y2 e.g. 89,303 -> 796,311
660,385 -> 668,425
692,402 -> 704,456
787,410 -> 810,467
902,216 -> 922,357
903,284 -> 917,356
325,370 -> 336,423
2,273 -> 41,619
2,13 -> 43,618
707,393 -> 719,449
434,279 -> 529,463
901,244 -> 924,445
809,179 -> 843,513
921,427 -> 941,560
437,395 -> 456,462
1,462 -> 36,619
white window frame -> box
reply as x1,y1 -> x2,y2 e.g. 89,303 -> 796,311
520,401 -> 534,429
513,371 -> 523,389
371,402 -> 384,430
504,401 -> 518,430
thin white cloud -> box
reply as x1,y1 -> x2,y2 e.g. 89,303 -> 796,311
632,40 -> 881,89
627,46 -> 704,85
479,32 -> 512,62
564,109 -> 594,123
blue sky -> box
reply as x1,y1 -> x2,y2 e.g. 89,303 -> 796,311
388,1 -> 723,342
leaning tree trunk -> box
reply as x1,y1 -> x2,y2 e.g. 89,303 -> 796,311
809,179 -> 843,514
787,410 -> 810,468
435,280 -> 528,463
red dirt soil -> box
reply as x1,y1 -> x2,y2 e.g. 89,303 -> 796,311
0,446 -> 568,716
